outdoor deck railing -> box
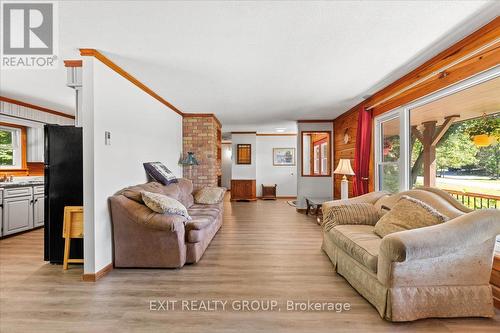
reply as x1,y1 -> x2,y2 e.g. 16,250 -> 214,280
444,189 -> 500,210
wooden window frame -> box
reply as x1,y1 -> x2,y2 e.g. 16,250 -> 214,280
236,144 -> 252,165
301,131 -> 332,177
0,122 -> 27,172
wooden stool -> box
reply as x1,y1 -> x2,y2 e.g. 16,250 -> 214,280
62,206 -> 84,270
261,184 -> 277,200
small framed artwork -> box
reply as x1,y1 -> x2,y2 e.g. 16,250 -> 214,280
237,144 -> 252,164
273,148 -> 296,166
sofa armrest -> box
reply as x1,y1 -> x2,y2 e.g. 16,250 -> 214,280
109,195 -> 186,232
379,209 -> 500,263
377,209 -> 500,287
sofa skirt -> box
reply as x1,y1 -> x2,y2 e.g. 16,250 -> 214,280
321,233 -> 495,321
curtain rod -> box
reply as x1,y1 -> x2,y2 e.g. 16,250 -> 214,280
365,37 -> 500,111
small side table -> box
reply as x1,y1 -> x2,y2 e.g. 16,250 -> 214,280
261,184 -> 277,200
305,197 -> 331,216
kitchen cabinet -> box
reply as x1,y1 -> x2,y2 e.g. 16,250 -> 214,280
33,193 -> 45,227
1,184 -> 44,237
27,127 -> 45,163
3,195 -> 33,236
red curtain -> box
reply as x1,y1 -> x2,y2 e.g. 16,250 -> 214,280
353,106 -> 373,196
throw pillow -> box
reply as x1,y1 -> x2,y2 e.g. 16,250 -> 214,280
374,195 -> 448,238
141,191 -> 191,220
322,203 -> 380,232
143,162 -> 178,185
195,187 -> 226,204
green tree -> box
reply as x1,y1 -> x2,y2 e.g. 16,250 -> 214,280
476,143 -> 500,179
0,130 -> 13,166
436,129 -> 478,176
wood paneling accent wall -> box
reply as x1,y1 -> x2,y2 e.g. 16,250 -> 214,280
333,17 -> 500,196
333,111 -> 358,199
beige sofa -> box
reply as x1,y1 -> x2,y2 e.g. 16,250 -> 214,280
109,179 -> 224,268
321,187 -> 500,321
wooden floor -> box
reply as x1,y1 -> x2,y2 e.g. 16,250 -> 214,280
1,198 -> 499,332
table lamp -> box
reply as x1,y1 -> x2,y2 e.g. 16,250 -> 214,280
334,159 -> 355,200
181,152 -> 199,178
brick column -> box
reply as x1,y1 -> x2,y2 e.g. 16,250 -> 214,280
182,115 -> 221,190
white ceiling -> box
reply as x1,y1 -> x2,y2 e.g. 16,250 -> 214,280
1,0 -> 499,126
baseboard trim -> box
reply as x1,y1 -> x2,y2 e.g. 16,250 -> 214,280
257,196 -> 297,199
82,263 -> 113,282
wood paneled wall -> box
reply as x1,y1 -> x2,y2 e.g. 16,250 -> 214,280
333,110 -> 358,199
332,17 -> 499,198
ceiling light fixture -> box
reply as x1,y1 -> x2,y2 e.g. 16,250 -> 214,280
275,128 -> 286,133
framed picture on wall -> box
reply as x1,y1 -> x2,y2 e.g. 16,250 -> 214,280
273,148 -> 296,166
237,144 -> 252,164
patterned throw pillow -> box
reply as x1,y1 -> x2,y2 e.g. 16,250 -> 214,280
322,203 -> 380,232
195,187 -> 226,204
143,162 -> 178,185
374,195 -> 448,238
141,191 -> 191,220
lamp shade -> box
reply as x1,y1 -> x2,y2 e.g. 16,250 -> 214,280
181,152 -> 199,166
334,159 -> 355,176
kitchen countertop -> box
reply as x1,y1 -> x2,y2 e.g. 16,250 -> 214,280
0,181 -> 44,188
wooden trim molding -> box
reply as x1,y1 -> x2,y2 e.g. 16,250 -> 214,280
297,119 -> 334,123
82,263 -> 113,282
64,60 -> 82,67
0,96 -> 75,120
256,133 -> 297,136
79,48 -> 184,117
184,113 -> 222,128
336,17 -> 500,121
231,131 -> 257,134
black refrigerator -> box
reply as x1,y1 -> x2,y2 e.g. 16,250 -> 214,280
44,125 -> 84,264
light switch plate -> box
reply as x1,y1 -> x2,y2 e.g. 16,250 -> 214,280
105,131 -> 111,145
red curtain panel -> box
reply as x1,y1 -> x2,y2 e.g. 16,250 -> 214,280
353,106 -> 373,196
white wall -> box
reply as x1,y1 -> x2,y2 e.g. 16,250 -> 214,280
82,57 -> 183,274
296,122 -> 334,209
256,135 -> 297,197
231,133 -> 257,180
221,143 -> 232,189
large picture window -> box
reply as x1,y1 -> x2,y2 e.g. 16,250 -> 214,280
0,126 -> 22,169
375,67 -> 500,209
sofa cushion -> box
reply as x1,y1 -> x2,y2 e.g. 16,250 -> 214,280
323,203 -> 380,232
141,191 -> 191,220
374,195 -> 449,238
187,207 -> 220,229
328,225 -> 381,273
176,178 -> 195,208
195,187 -> 226,204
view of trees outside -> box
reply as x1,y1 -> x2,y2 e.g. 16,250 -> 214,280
380,135 -> 400,193
379,117 -> 400,193
0,129 -> 14,166
410,114 -> 500,197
